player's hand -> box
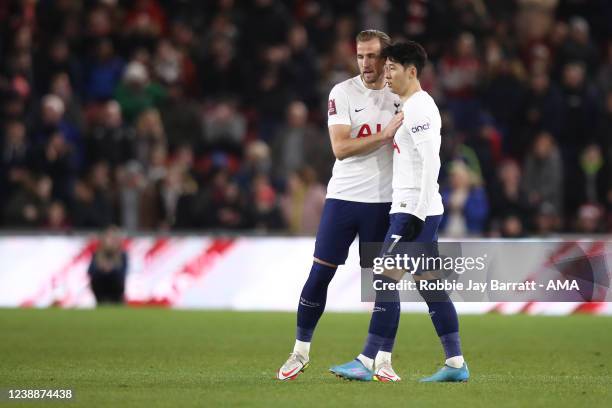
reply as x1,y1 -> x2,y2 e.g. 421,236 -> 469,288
382,112 -> 403,140
404,213 -> 424,241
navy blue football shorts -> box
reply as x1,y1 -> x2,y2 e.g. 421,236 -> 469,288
379,213 -> 443,275
313,198 -> 391,268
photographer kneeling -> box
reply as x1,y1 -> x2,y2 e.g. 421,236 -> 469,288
88,226 -> 128,304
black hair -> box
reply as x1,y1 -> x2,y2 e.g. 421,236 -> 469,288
381,41 -> 428,78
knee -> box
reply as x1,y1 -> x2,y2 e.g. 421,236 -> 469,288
306,261 -> 337,289
373,274 -> 400,302
416,279 -> 451,303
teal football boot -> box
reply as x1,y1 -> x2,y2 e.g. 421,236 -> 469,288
330,359 -> 374,381
419,363 -> 469,382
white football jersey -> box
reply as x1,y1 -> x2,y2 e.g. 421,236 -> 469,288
391,90 -> 444,218
326,75 -> 401,203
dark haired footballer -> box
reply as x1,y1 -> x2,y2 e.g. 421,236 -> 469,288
330,41 -> 469,382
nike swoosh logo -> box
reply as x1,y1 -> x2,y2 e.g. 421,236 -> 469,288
381,370 -> 394,378
355,107 -> 366,112
281,366 -> 299,377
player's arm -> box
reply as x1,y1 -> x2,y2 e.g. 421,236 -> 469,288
327,84 -> 402,160
411,117 -> 441,221
329,115 -> 403,161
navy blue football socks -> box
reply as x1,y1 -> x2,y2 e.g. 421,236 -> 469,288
361,275 -> 400,359
418,279 -> 462,359
379,328 -> 397,353
296,262 -> 337,342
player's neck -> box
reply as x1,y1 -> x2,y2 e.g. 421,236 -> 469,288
360,74 -> 385,90
399,81 -> 422,101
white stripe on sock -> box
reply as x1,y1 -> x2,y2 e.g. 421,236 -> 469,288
357,354 -> 374,371
445,355 -> 464,368
293,340 -> 310,358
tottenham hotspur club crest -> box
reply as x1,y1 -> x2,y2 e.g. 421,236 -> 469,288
394,102 -> 401,114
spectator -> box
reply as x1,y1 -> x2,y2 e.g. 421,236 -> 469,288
45,200 -> 70,232
122,0 -> 167,53
89,161 -> 116,226
50,72 -> 84,133
481,39 -> 526,141
33,94 -> 82,167
597,42 -> 612,92
533,202 -> 561,236
516,69 -> 563,157
359,0 -> 390,33
147,142 -> 169,185
488,160 -> 532,235
156,164 -> 183,228
566,144 -> 610,218
1,120 -> 29,197
3,174 -> 53,228
440,161 -> 489,237
88,226 -> 128,304
71,166 -> 114,229
320,39 -> 359,95
173,170 -> 201,230
0,91 -> 28,124
558,62 -> 598,154
281,167 -> 326,235
241,0 -> 290,56
33,38 -> 83,96
208,170 -> 249,230
236,141 -> 273,191
574,203 -> 605,234
199,35 -> 245,100
114,61 -> 166,123
499,214 -> 526,238
133,108 -> 166,173
202,99 -> 246,156
522,131 -> 563,217
31,131 -> 76,203
251,173 -> 284,231
84,38 -> 125,101
557,16 -> 599,74
466,118 -> 503,188
86,101 -> 135,167
157,149 -> 199,229
439,112 -> 483,184
272,101 -> 320,179
152,39 -> 181,86
159,83 -> 203,151
252,51 -> 292,141
439,32 -> 481,131
285,25 -> 320,108
118,160 -> 146,232
596,90 -> 612,163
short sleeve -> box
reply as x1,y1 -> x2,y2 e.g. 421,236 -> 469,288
327,85 -> 351,126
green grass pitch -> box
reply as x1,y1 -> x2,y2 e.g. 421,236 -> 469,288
0,308 -> 611,407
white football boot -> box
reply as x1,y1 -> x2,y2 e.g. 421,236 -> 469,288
374,359 -> 402,382
277,352 -> 310,381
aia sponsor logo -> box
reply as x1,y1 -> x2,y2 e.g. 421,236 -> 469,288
357,123 -> 382,138
411,123 -> 430,133
393,140 -> 400,153
328,99 -> 337,115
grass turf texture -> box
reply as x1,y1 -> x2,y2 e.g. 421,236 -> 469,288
0,309 -> 610,407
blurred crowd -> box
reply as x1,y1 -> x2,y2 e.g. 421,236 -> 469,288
0,0 -> 611,236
